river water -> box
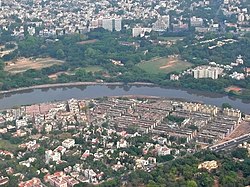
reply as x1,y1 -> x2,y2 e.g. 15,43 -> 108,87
0,85 -> 249,113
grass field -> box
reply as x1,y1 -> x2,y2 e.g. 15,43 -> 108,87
76,66 -> 105,73
137,56 -> 192,74
5,57 -> 64,74
84,66 -> 104,72
0,140 -> 18,151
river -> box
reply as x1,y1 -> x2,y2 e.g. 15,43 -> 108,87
0,85 -> 249,113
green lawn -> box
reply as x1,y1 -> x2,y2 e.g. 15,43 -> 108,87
0,140 -> 18,151
137,57 -> 192,74
77,66 -> 105,73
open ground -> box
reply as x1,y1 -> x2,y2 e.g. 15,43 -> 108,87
48,66 -> 104,80
225,86 -> 242,94
0,45 -> 17,58
0,139 -> 18,151
137,56 -> 192,74
5,57 -> 64,74
76,39 -> 98,45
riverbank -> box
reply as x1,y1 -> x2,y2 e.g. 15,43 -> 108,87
0,81 -> 155,94
0,84 -> 249,113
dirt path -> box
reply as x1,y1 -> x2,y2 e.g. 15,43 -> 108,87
159,59 -> 176,69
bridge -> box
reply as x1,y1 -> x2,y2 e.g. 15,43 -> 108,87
209,133 -> 250,152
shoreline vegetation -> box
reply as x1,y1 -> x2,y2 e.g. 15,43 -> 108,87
1,32 -> 250,101
0,81 -> 155,94
0,81 -> 249,103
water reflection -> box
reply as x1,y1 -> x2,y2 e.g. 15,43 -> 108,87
0,85 -> 249,113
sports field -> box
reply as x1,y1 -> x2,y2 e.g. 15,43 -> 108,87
137,56 -> 192,74
5,57 -> 64,74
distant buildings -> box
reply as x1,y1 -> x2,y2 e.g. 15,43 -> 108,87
170,74 -> 179,81
132,27 -> 152,37
152,15 -> 170,31
172,21 -> 189,32
0,176 -> 9,186
44,172 -> 79,187
18,178 -> 43,187
62,138 -> 75,149
238,13 -> 245,22
198,160 -> 218,171
45,150 -> 61,163
190,16 -> 204,27
90,18 -> 122,32
231,55 -> 244,66
229,72 -> 245,80
193,66 -> 224,79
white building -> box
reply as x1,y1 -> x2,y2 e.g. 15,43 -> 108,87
238,13 -> 245,22
152,15 -> 170,31
114,18 -> 122,31
132,27 -> 152,37
170,74 -> 179,81
190,16 -> 204,27
157,146 -> 171,156
117,139 -> 128,149
84,169 -> 97,183
193,66 -> 223,79
101,18 -> 122,32
62,139 -> 75,149
16,119 -> 28,129
102,18 -> 113,31
45,150 -> 61,163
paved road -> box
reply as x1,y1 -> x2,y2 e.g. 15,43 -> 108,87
210,133 -> 250,152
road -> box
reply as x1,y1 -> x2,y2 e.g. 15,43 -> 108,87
210,133 -> 250,152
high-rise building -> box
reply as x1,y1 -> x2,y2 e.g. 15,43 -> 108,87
102,18 -> 113,31
193,66 -> 223,79
101,18 -> 122,32
114,18 -> 122,31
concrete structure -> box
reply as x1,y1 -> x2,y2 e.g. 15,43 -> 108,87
152,15 -> 170,31
101,18 -> 122,32
18,178 -> 43,187
198,160 -> 218,171
102,18 -> 113,31
16,119 -> 28,129
114,18 -> 122,31
193,66 -> 223,79
45,150 -> 61,163
62,138 -> 75,149
238,13 -> 245,22
190,16 -> 204,27
132,27 -> 152,37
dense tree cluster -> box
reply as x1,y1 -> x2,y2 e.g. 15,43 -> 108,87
125,150 -> 250,187
1,30 -> 250,100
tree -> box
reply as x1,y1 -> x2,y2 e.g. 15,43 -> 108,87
232,148 -> 248,159
187,180 -> 198,187
56,49 -> 65,59
219,171 -> 239,187
197,173 -> 214,187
